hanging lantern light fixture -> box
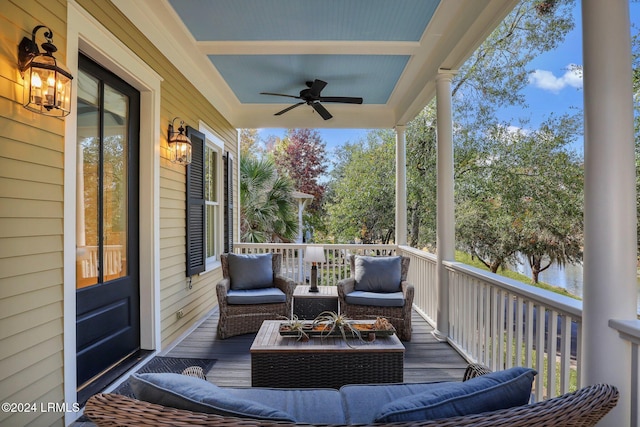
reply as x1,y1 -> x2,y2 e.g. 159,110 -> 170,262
18,25 -> 73,117
167,117 -> 192,165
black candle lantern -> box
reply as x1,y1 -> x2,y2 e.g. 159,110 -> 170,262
18,25 -> 73,117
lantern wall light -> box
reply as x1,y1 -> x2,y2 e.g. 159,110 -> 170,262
167,117 -> 192,165
18,25 -> 73,117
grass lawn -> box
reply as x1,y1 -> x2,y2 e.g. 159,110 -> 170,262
454,251 -> 580,300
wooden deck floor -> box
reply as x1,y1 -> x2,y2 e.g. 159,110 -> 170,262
74,309 -> 470,426
164,308 -> 470,386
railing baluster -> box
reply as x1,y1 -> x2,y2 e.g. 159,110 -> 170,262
516,296 -> 524,367
547,310 -> 558,398
560,314 -> 572,393
525,301 -> 534,370
506,293 -> 514,369
535,304 -> 546,402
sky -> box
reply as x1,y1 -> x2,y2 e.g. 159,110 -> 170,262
258,2 -> 640,157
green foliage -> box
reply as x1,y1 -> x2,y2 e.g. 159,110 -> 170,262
455,251 -> 578,298
325,132 -> 395,243
272,129 -> 329,239
453,0 -> 574,127
240,157 -> 297,243
455,115 -> 583,280
406,106 -> 438,247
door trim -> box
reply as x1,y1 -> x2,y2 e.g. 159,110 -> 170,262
64,2 -> 162,423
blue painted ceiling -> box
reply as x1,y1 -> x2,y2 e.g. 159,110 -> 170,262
118,0 -> 518,128
169,0 -> 437,106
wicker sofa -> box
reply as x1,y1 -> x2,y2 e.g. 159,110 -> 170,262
84,364 -> 618,427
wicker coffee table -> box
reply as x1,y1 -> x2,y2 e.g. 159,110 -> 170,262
250,320 -> 405,389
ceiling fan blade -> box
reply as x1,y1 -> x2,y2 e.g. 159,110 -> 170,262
309,79 -> 328,97
319,96 -> 363,104
311,102 -> 333,120
260,92 -> 301,99
274,102 -> 304,116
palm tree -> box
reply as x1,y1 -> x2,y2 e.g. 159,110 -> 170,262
240,157 -> 297,242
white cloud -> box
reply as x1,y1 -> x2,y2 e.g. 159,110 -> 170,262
529,64 -> 583,93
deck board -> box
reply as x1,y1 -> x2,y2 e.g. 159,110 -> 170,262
73,309 -> 470,426
165,309 -> 470,386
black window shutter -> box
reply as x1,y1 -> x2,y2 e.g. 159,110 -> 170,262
223,152 -> 234,253
185,126 -> 206,276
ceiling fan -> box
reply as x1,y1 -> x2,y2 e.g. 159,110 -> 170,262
260,79 -> 363,120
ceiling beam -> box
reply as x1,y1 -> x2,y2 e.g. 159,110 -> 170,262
198,40 -> 420,56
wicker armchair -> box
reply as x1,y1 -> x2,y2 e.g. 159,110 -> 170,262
84,364 -> 618,427
216,253 -> 295,339
337,255 -> 414,341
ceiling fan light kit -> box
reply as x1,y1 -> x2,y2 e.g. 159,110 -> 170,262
260,79 -> 363,120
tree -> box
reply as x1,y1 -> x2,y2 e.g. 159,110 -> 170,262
325,132 -> 395,243
272,129 -> 329,239
272,129 -> 328,211
240,157 -> 297,243
452,0 -> 574,128
399,0 -> 575,252
239,128 -> 262,160
632,30 -> 640,255
455,115 -> 583,281
406,106 -> 438,249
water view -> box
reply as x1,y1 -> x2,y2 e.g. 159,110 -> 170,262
509,256 -> 640,314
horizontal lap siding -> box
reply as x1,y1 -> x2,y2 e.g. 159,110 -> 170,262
0,1 -> 67,425
0,0 -> 237,425
73,0 -> 237,348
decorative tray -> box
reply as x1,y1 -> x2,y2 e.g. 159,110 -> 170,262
279,322 -> 395,338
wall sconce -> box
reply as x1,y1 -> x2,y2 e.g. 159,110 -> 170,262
18,25 -> 73,117
304,246 -> 326,293
168,117 -> 192,165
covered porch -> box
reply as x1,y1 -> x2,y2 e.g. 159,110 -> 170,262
107,0 -> 640,424
1,1 -> 638,426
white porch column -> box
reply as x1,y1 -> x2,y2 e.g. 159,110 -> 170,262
296,200 -> 306,244
396,125 -> 407,246
434,70 -> 456,338
582,1 -> 635,425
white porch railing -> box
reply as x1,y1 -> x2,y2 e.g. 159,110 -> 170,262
233,243 -> 639,420
609,319 -> 640,427
441,260 -> 583,402
397,246 -> 438,326
233,243 -> 397,285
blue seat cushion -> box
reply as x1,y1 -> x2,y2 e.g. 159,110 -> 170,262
226,288 -> 286,305
228,253 -> 273,290
354,255 -> 402,293
341,382 -> 449,424
373,367 -> 537,423
129,373 -> 295,422
345,290 -> 405,307
228,387 -> 346,424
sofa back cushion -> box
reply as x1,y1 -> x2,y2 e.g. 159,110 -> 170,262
354,255 -> 402,293
373,367 -> 536,423
228,253 -> 273,290
129,373 -> 295,422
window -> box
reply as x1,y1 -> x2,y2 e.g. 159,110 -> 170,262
205,143 -> 220,263
185,124 -> 226,276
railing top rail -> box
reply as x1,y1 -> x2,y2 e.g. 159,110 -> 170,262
233,243 -> 399,250
443,260 -> 583,318
609,319 -> 640,344
397,245 -> 437,261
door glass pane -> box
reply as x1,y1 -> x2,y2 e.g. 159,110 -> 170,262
102,84 -> 128,281
76,70 -> 100,288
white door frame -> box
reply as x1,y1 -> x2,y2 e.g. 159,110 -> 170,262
63,1 -> 162,423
